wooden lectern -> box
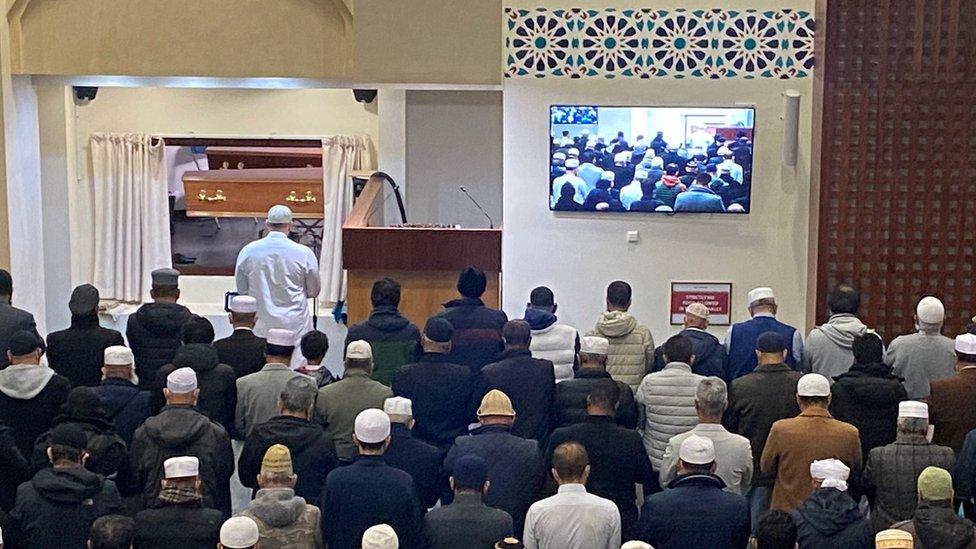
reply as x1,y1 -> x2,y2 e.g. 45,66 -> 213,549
343,174 -> 502,327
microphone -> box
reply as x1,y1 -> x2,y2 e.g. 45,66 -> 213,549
459,186 -> 494,229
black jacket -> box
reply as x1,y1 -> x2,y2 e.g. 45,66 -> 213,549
652,328 -> 729,379
133,501 -> 222,549
638,473 -> 750,549
424,492 -> 513,549
0,367 -> 73,456
792,488 -> 873,549
213,328 -> 266,380
31,410 -> 126,478
894,500 -> 976,549
553,369 -> 638,429
321,454 -> 425,549
0,302 -> 40,368
830,362 -> 908,455
444,424 -> 545,535
0,425 -> 28,512
479,348 -> 556,446
11,466 -> 122,549
238,415 -> 338,502
127,405 -> 234,516
153,344 -> 237,434
383,422 -> 445,509
47,314 -> 125,388
126,302 -> 192,389
393,353 -> 476,450
436,297 -> 508,374
346,305 -> 421,386
547,415 -> 656,539
90,378 -> 153,446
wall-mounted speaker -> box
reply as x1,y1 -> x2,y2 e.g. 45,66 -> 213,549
73,86 -> 98,102
783,90 -> 801,166
353,89 -> 377,104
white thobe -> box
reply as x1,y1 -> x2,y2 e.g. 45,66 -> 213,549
234,231 -> 321,343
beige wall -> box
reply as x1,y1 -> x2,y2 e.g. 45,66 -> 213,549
9,0 -> 501,85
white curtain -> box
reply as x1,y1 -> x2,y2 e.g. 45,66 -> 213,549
90,133 -> 171,303
319,135 -> 372,304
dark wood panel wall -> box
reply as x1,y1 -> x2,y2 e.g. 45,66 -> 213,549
815,0 -> 976,338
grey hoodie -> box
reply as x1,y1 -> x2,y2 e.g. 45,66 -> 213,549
804,314 -> 870,379
241,487 -> 323,549
0,363 -> 55,399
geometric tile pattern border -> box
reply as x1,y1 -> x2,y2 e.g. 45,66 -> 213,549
505,8 -> 815,79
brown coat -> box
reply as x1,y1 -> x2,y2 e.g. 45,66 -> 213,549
760,407 -> 862,512
929,368 -> 976,453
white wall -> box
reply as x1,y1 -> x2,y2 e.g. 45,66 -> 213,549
67,86 -> 379,291
502,4 -> 814,340
405,90 -> 502,227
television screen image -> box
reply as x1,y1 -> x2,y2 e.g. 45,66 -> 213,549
549,105 -> 755,214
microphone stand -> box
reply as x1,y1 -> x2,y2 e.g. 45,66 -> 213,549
459,186 -> 494,229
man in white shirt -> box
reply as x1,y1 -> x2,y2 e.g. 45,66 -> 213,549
235,205 -> 320,365
551,158 -> 588,206
717,146 -> 744,183
523,441 -> 620,549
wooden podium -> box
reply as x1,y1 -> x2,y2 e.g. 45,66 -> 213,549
342,174 -> 502,327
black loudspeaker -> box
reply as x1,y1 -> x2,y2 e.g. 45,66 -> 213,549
73,87 -> 98,101
353,89 -> 377,104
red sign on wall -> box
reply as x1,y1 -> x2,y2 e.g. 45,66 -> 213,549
670,282 -> 733,325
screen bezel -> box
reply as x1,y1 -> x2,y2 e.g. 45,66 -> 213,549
548,104 -> 757,215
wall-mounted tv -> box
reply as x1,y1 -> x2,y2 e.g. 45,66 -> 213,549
550,105 -> 755,214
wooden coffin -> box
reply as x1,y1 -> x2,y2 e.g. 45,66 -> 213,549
205,146 -> 323,170
183,167 -> 324,218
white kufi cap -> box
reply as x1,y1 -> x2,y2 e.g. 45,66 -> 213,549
267,204 -> 293,224
166,367 -> 197,394
747,287 -> 775,305
810,458 -> 851,491
164,456 -> 199,479
362,524 -> 399,549
956,333 -> 976,355
104,345 -> 134,366
916,296 -> 945,324
796,373 -> 831,397
355,408 -> 391,444
384,396 -> 413,417
899,400 -> 929,419
564,158 -> 580,169
267,328 -> 296,347
229,295 -> 257,314
347,340 -> 373,360
679,434 -> 715,465
580,336 -> 610,355
220,517 -> 260,549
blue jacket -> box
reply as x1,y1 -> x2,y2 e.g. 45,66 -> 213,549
89,378 -> 152,446
443,424 -> 545,535
637,473 -> 749,549
727,316 -> 799,379
792,488 -> 873,549
653,328 -> 728,380
321,455 -> 424,549
674,186 -> 726,212
436,297 -> 508,375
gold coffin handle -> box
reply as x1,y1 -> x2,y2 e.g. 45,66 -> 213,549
285,190 -> 317,204
197,189 -> 226,202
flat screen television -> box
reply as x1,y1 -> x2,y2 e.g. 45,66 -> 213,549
549,105 -> 755,214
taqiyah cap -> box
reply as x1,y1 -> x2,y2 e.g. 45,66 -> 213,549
219,517 -> 260,549
796,373 -> 831,397
354,408 -> 391,443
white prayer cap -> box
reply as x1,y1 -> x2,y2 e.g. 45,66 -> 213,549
560,137 -> 574,147
219,517 -> 260,549
810,458 -> 850,481
104,345 -> 134,366
595,202 -> 610,211
567,147 -> 580,157
266,204 -> 293,224
166,367 -> 197,394
355,408 -> 391,443
650,157 -> 664,168
564,158 -> 580,169
384,396 -> 413,417
581,129 -> 590,136
362,524 -> 399,549
679,434 -> 715,465
552,151 -> 566,161
601,170 -> 615,182
635,168 -> 649,180
685,302 -> 710,320
580,336 -> 610,355
748,287 -> 775,305
621,543 -> 653,549
347,340 -> 373,360
267,328 -> 296,347
718,146 -> 733,156
796,373 -> 831,397
229,295 -> 257,314
586,139 -> 597,149
614,151 -> 631,163
916,296 -> 945,324
899,400 -> 929,419
163,456 -> 199,479
655,205 -> 673,212
956,333 -> 976,355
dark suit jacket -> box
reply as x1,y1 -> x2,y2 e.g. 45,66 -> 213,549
213,328 -> 267,379
383,423 -> 445,509
478,349 -> 556,446
47,314 -> 125,387
0,303 -> 39,368
930,368 -> 976,453
424,492 -> 513,549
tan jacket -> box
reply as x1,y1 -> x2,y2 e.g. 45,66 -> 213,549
587,311 -> 655,390
760,407 -> 862,511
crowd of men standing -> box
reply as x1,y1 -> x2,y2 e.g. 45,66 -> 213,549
0,206 -> 975,548
549,129 -> 753,213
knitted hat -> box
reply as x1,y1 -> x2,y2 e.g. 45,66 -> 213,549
261,444 -> 293,476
